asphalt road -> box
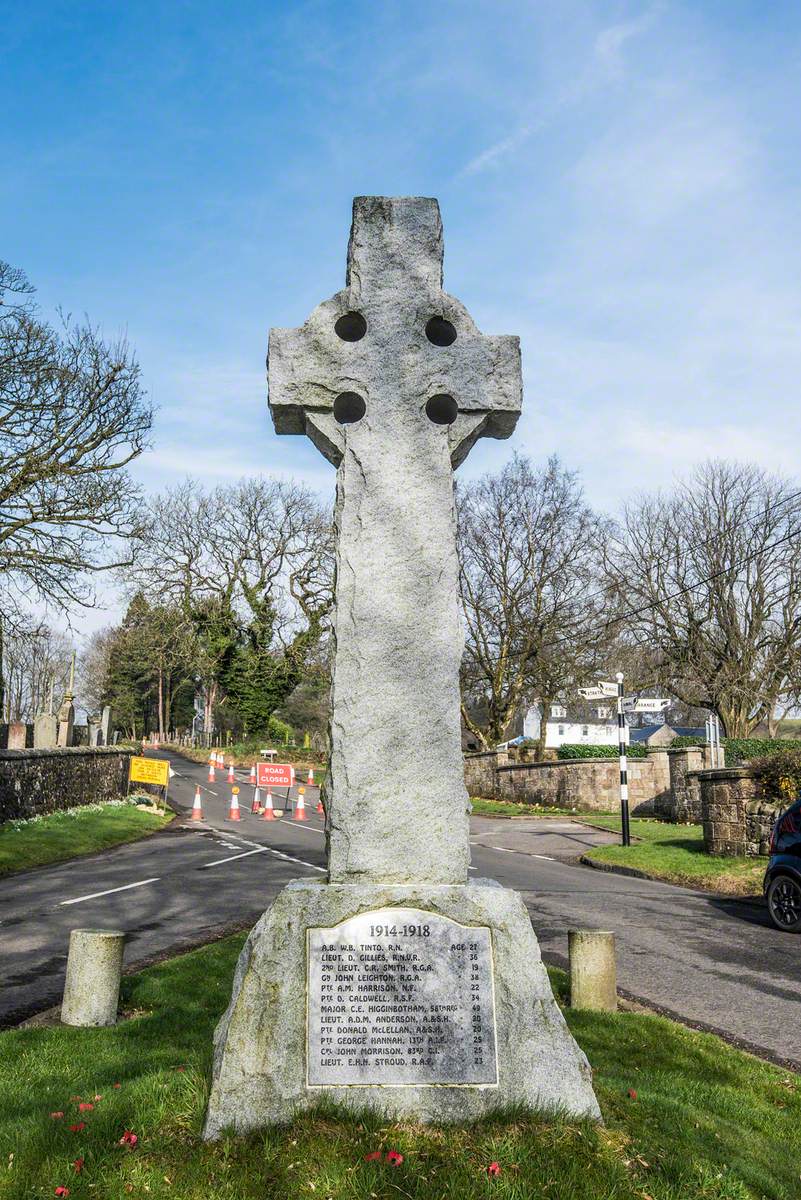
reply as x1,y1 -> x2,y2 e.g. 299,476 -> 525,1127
2,748 -> 799,1069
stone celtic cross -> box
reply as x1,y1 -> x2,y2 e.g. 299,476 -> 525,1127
205,197 -> 598,1138
269,197 -> 521,884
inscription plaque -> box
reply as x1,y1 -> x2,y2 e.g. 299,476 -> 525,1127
307,907 -> 497,1086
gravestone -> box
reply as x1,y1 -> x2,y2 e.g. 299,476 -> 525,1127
7,721 -> 27,750
88,720 -> 101,747
34,713 -> 58,749
100,705 -> 113,746
203,197 -> 599,1137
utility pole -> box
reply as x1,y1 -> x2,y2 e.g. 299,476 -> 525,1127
616,671 -> 631,847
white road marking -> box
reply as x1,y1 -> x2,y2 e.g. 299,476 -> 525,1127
265,847 -> 325,873
201,847 -> 270,868
60,878 -> 160,906
277,820 -> 325,835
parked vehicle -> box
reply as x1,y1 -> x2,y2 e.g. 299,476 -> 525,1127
764,798 -> 801,933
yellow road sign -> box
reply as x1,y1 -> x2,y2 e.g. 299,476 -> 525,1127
129,756 -> 170,787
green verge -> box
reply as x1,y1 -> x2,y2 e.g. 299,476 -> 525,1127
0,802 -> 173,878
582,816 -> 767,894
165,741 -> 327,772
469,796 -> 612,818
2,935 -> 799,1199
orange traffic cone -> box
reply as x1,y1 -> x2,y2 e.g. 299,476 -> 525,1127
191,786 -> 204,820
208,759 -> 215,782
249,763 -> 257,786
316,792 -> 324,815
227,788 -> 241,821
261,789 -> 275,819
294,786 -> 308,821
251,787 -> 262,815
307,767 -> 314,786
227,761 -> 235,783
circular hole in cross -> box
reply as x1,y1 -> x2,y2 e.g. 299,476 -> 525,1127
333,392 -> 366,424
334,311 -> 367,341
426,394 -> 458,426
425,316 -> 457,346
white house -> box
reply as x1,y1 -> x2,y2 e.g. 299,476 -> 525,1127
522,702 -> 620,749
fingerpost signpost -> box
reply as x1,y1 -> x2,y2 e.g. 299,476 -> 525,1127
580,677 -> 671,846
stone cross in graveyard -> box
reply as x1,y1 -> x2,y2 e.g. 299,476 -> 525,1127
269,197 -> 521,883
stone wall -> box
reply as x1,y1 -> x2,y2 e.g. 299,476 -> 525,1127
696,766 -> 781,856
465,749 -> 669,814
0,747 -> 134,823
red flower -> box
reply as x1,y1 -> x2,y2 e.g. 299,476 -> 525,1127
627,1088 -> 637,1100
113,1082 -> 121,1089
73,1159 -> 84,1174
54,1189 -> 70,1197
386,1150 -> 404,1166
487,1161 -> 502,1177
175,1066 -> 185,1072
78,1102 -> 93,1112
364,1150 -> 382,1162
68,1123 -> 86,1133
50,1111 -> 64,1119
119,1130 -> 138,1147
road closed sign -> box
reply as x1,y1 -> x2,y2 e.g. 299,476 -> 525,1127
129,756 -> 170,787
257,762 -> 293,788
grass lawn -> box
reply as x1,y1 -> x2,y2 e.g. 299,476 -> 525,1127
0,802 -> 173,878
582,816 -> 767,894
2,935 -> 799,1199
469,796 -> 600,818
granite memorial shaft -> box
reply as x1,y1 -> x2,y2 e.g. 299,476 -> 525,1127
203,196 -> 599,1135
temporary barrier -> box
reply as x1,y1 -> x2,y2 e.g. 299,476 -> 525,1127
294,786 -> 308,822
191,786 -> 204,820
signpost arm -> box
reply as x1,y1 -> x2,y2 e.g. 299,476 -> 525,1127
616,671 -> 631,847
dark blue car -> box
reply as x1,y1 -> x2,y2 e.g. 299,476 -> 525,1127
764,798 -> 801,933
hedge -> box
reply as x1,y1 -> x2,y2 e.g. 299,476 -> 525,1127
670,735 -> 801,766
557,743 -> 647,760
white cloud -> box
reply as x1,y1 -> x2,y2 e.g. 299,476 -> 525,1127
594,7 -> 663,78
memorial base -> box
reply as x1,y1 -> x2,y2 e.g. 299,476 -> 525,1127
203,878 -> 600,1138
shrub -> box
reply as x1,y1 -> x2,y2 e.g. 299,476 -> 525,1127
670,736 -> 801,766
557,743 -> 647,760
749,748 -> 801,805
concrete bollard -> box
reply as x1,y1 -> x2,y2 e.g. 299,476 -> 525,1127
61,929 -> 127,1027
568,929 -> 617,1012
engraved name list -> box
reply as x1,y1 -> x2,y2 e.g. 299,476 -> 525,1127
307,908 -> 498,1087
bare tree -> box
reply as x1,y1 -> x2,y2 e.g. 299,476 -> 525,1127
1,618 -> 72,722
126,477 -> 334,732
458,455 -> 610,750
606,460 -> 801,737
0,260 -> 152,620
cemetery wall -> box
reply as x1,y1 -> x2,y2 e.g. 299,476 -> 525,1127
465,749 -> 668,814
0,747 -> 133,823
696,766 -> 781,857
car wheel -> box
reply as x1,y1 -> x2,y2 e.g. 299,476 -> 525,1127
767,875 -> 801,932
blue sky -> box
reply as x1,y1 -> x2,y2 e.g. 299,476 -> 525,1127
3,1 -> 801,629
